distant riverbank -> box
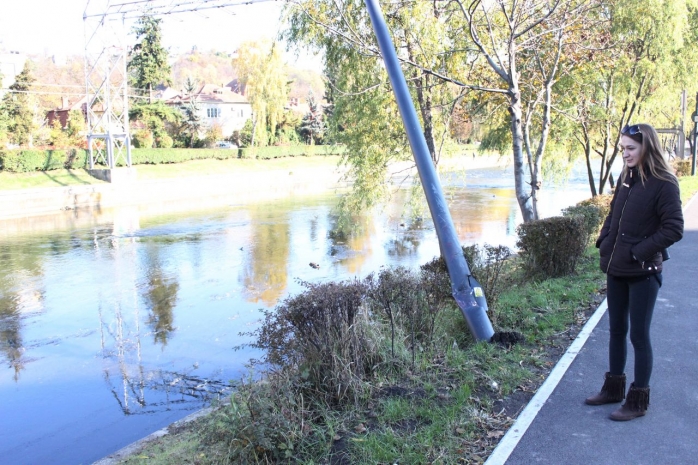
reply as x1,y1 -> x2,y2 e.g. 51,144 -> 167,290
0,154 -> 508,223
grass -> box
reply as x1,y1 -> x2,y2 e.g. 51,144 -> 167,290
679,174 -> 698,204
117,246 -> 607,465
0,155 -> 344,190
0,168 -> 108,190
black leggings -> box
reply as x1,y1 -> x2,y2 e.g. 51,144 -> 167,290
606,273 -> 662,388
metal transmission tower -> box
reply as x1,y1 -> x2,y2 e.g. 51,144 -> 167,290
82,0 -> 278,170
83,0 -> 132,170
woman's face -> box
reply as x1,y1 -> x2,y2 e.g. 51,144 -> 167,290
620,135 -> 642,168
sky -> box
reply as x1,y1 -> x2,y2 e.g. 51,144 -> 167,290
0,0 -> 321,69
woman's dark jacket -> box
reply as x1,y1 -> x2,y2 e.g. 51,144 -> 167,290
596,168 -> 683,277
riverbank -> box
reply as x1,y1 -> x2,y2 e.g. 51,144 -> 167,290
0,153 -> 508,223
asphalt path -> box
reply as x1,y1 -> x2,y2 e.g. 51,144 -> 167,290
486,193 -> 698,465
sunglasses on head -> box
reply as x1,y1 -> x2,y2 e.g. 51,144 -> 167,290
621,124 -> 642,136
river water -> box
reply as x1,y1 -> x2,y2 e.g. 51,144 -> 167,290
0,164 -> 597,464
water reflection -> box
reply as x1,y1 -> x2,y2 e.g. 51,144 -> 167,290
141,247 -> 180,346
242,205 -> 292,305
0,243 -> 45,381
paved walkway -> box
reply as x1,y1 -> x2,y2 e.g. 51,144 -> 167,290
486,193 -> 698,465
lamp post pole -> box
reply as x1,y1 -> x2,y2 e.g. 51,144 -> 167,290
363,0 -> 494,341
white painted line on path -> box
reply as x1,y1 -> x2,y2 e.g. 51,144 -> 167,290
484,298 -> 608,465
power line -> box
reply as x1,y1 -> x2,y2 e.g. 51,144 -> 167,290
85,0 -> 283,20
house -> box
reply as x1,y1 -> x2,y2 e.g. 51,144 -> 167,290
164,83 -> 252,136
46,96 -> 87,129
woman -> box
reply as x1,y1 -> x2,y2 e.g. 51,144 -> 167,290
585,123 -> 684,421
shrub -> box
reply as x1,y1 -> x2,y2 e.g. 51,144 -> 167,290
516,216 -> 587,278
131,130 -> 153,148
0,150 -> 51,172
248,279 -> 380,406
202,373 -> 311,463
367,268 -> 427,366
576,194 -> 612,222
672,159 -> 692,177
155,134 -> 174,149
561,204 -> 604,246
66,149 -> 89,169
420,244 -> 511,326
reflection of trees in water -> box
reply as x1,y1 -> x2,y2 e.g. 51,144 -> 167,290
328,215 -> 375,275
140,245 -> 180,346
0,243 -> 45,381
98,300 -> 229,416
242,206 -> 291,306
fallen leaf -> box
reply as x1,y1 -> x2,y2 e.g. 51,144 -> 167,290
333,434 -> 341,441
487,430 -> 505,438
354,423 -> 367,434
455,427 -> 466,435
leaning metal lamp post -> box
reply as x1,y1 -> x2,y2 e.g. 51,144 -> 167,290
363,0 -> 494,341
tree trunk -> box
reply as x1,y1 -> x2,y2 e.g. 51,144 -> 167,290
582,125 -> 597,197
510,86 -> 534,222
415,72 -> 437,166
529,82 -> 554,220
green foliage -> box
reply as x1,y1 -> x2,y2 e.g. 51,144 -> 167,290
516,216 -> 588,278
239,144 -> 331,159
284,0 -> 457,213
561,204 -> 605,246
0,149 -> 86,172
576,194 -> 613,225
299,92 -> 325,144
129,100 -> 181,142
233,41 -> 289,147
201,374 -> 311,463
155,134 -> 173,149
1,62 -> 37,146
128,15 -> 172,96
131,130 -> 154,149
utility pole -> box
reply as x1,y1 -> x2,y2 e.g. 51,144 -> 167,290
363,0 -> 494,341
691,92 -> 698,176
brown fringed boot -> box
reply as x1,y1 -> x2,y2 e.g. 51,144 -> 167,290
585,372 -> 626,405
609,383 -> 650,421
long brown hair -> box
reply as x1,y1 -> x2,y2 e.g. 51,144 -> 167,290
620,123 -> 678,186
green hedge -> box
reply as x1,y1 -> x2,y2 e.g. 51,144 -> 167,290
240,144 -> 346,160
516,215 -> 587,278
0,145 -> 347,172
0,149 -> 89,173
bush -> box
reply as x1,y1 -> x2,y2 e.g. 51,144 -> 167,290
202,373 -> 311,463
65,149 -> 89,169
248,279 -> 380,407
516,216 -> 587,278
561,203 -> 604,246
367,268 -> 426,364
131,130 -> 154,148
576,194 -> 612,222
155,134 -> 174,149
120,148 -> 239,165
673,159 -> 692,177
420,244 -> 511,326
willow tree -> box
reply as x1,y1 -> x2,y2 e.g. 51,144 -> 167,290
284,0 -> 460,211
233,40 -> 288,147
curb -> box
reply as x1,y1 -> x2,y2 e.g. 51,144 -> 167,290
92,407 -> 213,464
